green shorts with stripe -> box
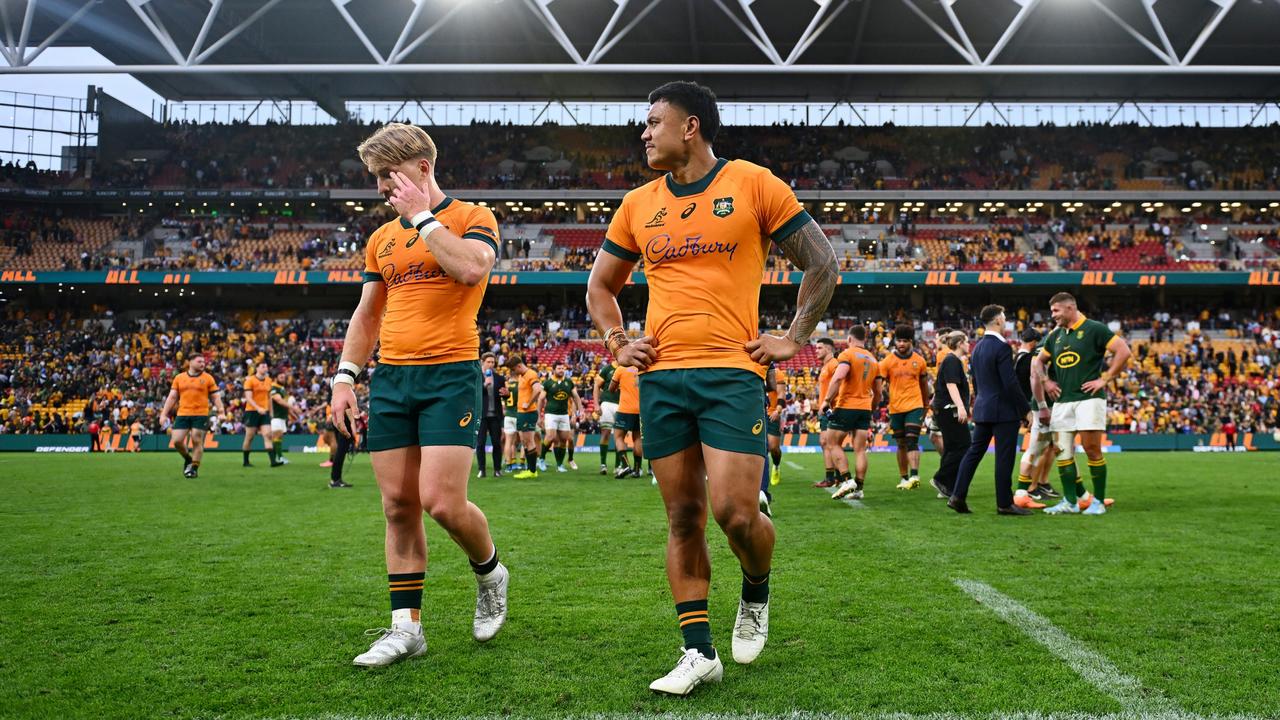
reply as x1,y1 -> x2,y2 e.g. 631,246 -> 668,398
638,368 -> 767,460
516,411 -> 539,433
614,411 -> 640,432
830,408 -> 872,432
367,361 -> 481,451
889,407 -> 925,436
243,410 -> 270,428
173,415 -> 209,431
766,417 -> 782,437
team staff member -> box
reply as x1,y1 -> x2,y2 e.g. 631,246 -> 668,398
587,81 -> 838,695
880,327 -> 931,490
160,354 -> 225,479
242,362 -> 283,468
506,354 -> 545,479
475,353 -> 508,478
594,360 -> 621,475
330,122 -> 509,667
949,306 -> 1032,515
929,331 -> 971,500
823,326 -> 881,501
764,366 -> 783,485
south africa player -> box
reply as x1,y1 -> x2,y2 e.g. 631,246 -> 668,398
593,360 -> 620,475
1032,293 -> 1131,515
541,363 -> 581,473
269,371 -> 296,466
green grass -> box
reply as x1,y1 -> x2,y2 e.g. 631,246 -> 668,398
0,449 -> 1277,719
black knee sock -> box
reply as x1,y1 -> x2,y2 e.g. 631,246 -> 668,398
525,448 -> 539,472
615,449 -> 629,469
554,446 -> 566,466
389,572 -> 424,618
742,568 -> 771,603
469,546 -> 499,576
541,443 -> 550,460
599,441 -> 609,465
567,443 -> 574,461
243,450 -> 250,464
331,434 -> 351,481
770,449 -> 781,466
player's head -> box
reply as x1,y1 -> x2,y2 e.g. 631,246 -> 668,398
504,353 -> 526,372
553,362 -> 567,378
849,324 -> 867,347
255,361 -> 268,377
980,304 -> 1006,331
893,325 -> 914,354
481,352 -> 496,372
188,355 -> 205,373
275,370 -> 287,384
816,337 -> 835,361
1020,327 -> 1042,348
357,122 -> 438,205
643,81 -> 720,171
1049,292 -> 1079,328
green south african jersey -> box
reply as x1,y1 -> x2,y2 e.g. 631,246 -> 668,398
504,377 -> 519,417
542,377 -> 575,415
269,384 -> 289,420
1042,316 -> 1116,404
597,363 -> 620,404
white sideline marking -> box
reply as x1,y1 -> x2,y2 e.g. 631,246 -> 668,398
954,579 -> 1177,715
287,711 -> 1259,720
785,460 -> 805,470
825,485 -> 866,510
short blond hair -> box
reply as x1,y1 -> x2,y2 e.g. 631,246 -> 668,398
356,122 -> 437,172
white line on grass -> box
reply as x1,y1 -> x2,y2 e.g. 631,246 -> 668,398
825,485 -> 866,510
954,579 -> 1178,715
786,460 -> 805,470
286,710 -> 1260,720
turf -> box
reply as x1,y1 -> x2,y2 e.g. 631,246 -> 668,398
0,449 -> 1277,719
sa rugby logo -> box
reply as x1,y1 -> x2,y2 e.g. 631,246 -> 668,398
712,196 -> 735,218
1056,351 -> 1082,369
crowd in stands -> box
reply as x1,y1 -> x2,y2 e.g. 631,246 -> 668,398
7,121 -> 1280,192
2,302 -> 1276,440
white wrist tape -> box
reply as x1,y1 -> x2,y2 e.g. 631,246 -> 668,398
338,361 -> 362,375
410,210 -> 443,237
331,374 -> 355,388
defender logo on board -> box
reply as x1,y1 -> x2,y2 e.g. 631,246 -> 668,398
712,196 -> 734,218
680,202 -> 696,219
1056,351 -> 1082,369
644,208 -> 668,228
751,419 -> 764,435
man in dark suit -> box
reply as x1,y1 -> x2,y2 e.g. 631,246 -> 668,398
949,305 -> 1032,515
475,352 -> 509,477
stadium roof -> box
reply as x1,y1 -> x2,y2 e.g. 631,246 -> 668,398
3,0 -> 1280,114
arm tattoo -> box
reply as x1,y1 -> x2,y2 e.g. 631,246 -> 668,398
776,219 -> 839,345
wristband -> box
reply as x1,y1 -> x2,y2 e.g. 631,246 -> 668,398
411,210 -> 444,237
338,360 -> 362,376
331,374 -> 355,389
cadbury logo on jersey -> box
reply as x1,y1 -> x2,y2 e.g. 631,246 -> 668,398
644,233 -> 739,266
381,262 -> 450,287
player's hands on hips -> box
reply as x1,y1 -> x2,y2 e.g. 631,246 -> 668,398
1080,377 -> 1108,394
388,171 -> 431,219
1043,379 -> 1062,400
330,382 -> 359,439
615,335 -> 657,370
747,333 -> 801,364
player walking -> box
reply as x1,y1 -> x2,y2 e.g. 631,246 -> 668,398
586,81 -> 837,695
160,355 -> 224,479
242,362 -> 283,468
824,326 -> 882,500
542,363 -> 581,473
880,326 -> 931,489
331,123 -> 509,666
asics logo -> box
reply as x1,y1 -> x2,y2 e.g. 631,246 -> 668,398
459,412 -> 473,426
751,419 -> 764,435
